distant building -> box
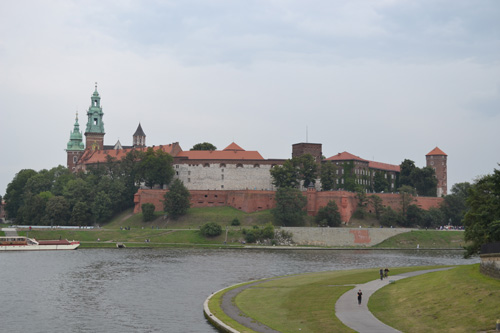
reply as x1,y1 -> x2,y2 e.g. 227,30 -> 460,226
426,147 -> 448,196
67,85 -> 447,196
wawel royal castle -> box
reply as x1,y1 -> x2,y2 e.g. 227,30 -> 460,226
67,85 -> 448,197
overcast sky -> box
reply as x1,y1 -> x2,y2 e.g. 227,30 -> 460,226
1,0 -> 499,196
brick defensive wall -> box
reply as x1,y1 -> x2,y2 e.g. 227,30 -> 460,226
134,189 -> 443,223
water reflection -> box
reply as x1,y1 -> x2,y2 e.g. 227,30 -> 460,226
1,249 -> 477,332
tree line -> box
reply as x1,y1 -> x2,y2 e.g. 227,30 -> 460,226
2,147 -> 178,225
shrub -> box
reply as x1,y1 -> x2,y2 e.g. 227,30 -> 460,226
315,200 -> 341,227
231,218 -> 241,226
243,223 -> 275,243
141,203 -> 156,222
200,222 -> 222,237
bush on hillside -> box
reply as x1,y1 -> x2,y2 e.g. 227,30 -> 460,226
200,222 -> 222,237
142,203 -> 156,222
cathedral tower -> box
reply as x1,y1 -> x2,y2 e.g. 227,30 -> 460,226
426,147 -> 447,197
85,83 -> 105,150
66,112 -> 85,171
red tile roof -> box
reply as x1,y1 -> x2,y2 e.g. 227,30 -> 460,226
368,161 -> 400,172
426,147 -> 447,156
80,144 -> 180,165
325,151 -> 400,172
325,151 -> 368,162
177,143 -> 264,160
223,142 -> 244,151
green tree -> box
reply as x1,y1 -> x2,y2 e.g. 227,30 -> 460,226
190,142 -> 217,151
18,192 -> 49,225
91,191 -> 112,224
163,179 -> 191,219
464,167 -> 500,256
4,169 -> 37,219
272,187 -> 307,226
421,207 -> 445,229
411,167 -> 438,197
440,182 -> 471,225
45,196 -> 70,226
70,201 -> 91,226
320,161 -> 337,191
295,154 -> 318,188
373,171 -> 389,193
63,178 -> 93,209
406,204 -> 423,227
315,200 -> 341,227
141,203 -> 156,222
200,222 -> 222,237
139,148 -> 175,188
399,185 -> 416,219
270,160 -> 300,188
380,206 -> 404,227
369,195 -> 384,220
399,159 -> 416,187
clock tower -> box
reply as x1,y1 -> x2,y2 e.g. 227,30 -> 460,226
85,83 -> 105,150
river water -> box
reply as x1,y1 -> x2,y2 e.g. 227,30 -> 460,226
0,248 -> 478,333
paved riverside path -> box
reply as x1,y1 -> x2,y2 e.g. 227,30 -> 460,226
335,267 -> 455,333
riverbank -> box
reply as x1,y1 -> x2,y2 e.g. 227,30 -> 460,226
207,264 -> 500,332
3,225 -> 466,250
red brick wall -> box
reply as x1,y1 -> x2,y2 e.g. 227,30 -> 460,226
134,189 -> 443,222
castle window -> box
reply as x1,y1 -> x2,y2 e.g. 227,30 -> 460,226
254,164 -> 260,168
236,164 -> 243,168
188,171 -> 191,175
221,185 -> 224,189
188,178 -> 191,183
220,163 -> 226,168
94,118 -> 98,125
221,174 -> 224,180
204,163 -> 210,168
176,171 -> 179,175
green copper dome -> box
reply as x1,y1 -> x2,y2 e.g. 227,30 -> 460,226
67,112 -> 85,151
85,83 -> 105,134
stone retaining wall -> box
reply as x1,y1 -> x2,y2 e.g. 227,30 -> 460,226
480,254 -> 500,280
281,227 -> 413,247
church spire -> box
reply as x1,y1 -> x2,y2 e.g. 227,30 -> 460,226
133,123 -> 146,147
67,111 -> 85,151
85,83 -> 105,150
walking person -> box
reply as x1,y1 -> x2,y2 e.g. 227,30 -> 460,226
357,289 -> 363,306
384,268 -> 389,279
379,268 -> 384,280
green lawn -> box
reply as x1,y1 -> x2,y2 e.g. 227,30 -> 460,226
369,264 -> 500,332
210,266 -> 444,332
374,230 -> 466,249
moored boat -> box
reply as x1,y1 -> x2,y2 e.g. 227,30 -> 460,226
0,236 -> 80,251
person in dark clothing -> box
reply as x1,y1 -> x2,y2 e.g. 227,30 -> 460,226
379,268 -> 384,280
357,290 -> 363,305
384,268 -> 389,278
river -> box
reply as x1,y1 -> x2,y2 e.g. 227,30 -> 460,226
0,248 -> 478,332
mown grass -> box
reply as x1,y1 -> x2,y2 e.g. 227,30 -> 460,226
211,266 -> 440,332
19,227 -> 247,248
369,264 -> 500,332
374,230 -> 466,249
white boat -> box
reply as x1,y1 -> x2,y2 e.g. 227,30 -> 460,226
0,236 -> 80,251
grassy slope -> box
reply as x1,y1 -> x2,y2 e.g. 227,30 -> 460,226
369,264 -> 500,332
374,230 -> 466,249
210,266 -> 444,332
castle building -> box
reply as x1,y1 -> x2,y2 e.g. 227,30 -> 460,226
426,147 -> 448,196
67,85 -> 447,196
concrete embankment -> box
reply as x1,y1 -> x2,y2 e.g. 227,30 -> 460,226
281,227 -> 414,247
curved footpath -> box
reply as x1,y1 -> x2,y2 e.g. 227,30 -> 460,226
205,267 -> 454,333
335,267 -> 454,333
